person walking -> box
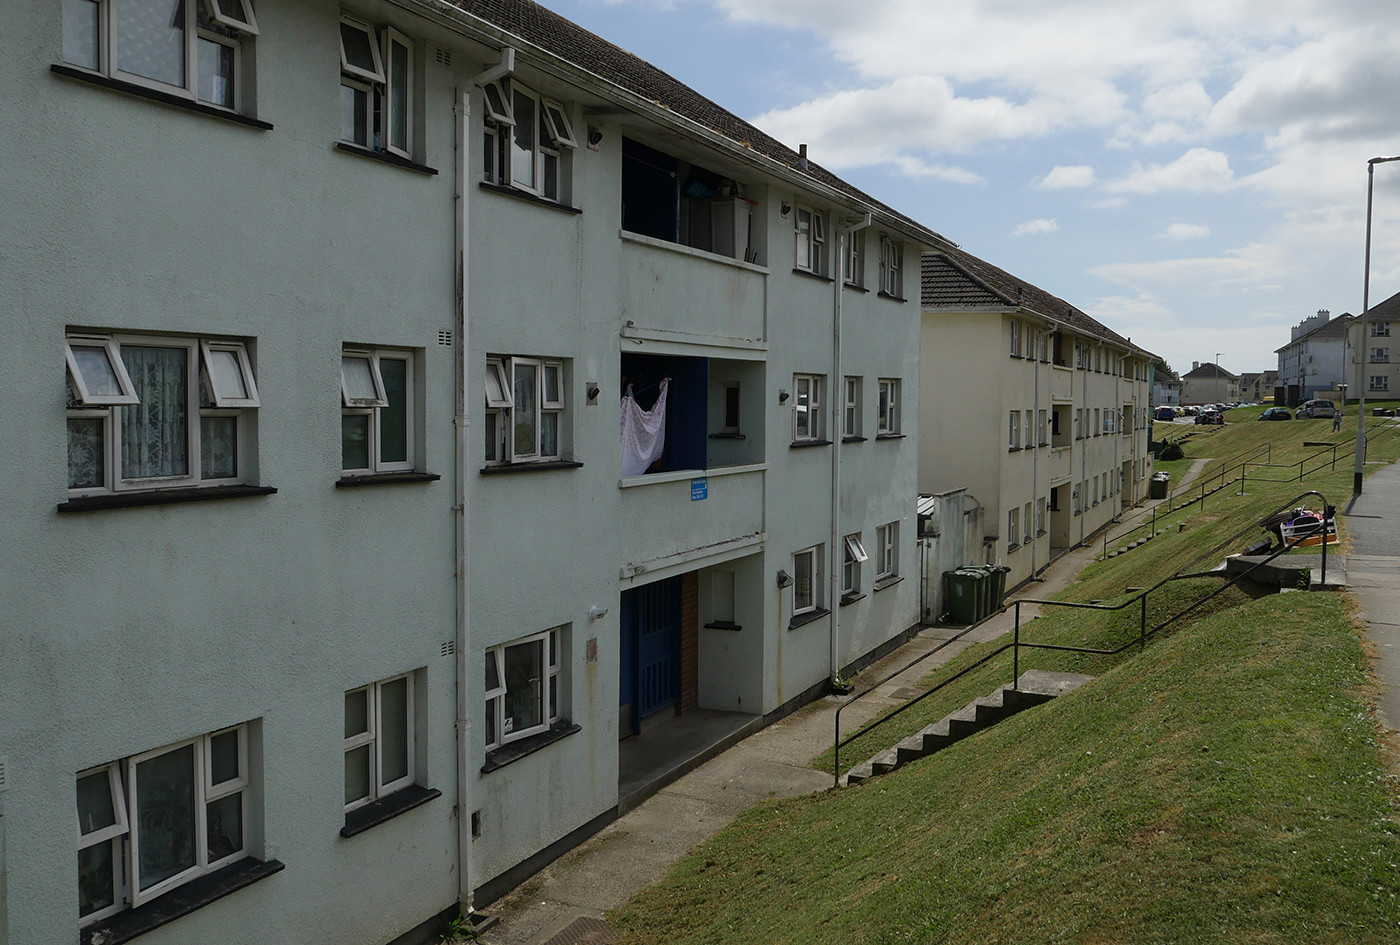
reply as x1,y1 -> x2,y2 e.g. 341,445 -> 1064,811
1333,407 -> 1344,433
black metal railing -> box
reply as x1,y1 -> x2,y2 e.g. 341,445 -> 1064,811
832,490 -> 1335,786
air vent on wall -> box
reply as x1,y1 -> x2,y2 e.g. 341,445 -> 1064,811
0,754 -> 8,792
435,46 -> 451,67
441,640 -> 456,658
438,330 -> 454,347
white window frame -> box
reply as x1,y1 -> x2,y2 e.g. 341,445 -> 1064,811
794,205 -> 826,275
843,376 -> 861,438
485,355 -> 566,465
1007,507 -> 1020,549
876,522 -> 898,579
842,534 -> 867,597
1036,497 -> 1046,536
879,235 -> 902,296
1009,319 -> 1021,357
1037,408 -> 1048,446
1374,322 -> 1391,338
792,545 -> 823,615
1372,347 -> 1390,363
877,379 -> 900,435
1370,375 -> 1390,392
76,762 -> 130,925
843,229 -> 865,286
483,79 -> 574,202
66,333 -> 257,496
485,629 -> 562,751
341,348 -> 415,475
338,18 -> 414,160
343,674 -> 416,812
793,373 -> 825,442
1009,410 -> 1021,449
1023,502 -> 1033,544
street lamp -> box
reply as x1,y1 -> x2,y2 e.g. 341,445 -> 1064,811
1356,155 -> 1400,494
1215,352 -> 1221,404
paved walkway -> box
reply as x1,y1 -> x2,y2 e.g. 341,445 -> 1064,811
473,476 -> 1220,945
1343,459 -> 1400,731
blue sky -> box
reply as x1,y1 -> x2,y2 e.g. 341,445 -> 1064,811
543,0 -> 1400,376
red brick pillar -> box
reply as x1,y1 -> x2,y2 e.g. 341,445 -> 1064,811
680,571 -> 699,713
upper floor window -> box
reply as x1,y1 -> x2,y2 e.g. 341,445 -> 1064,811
339,16 -> 414,159
792,545 -> 824,616
843,230 -> 865,287
341,347 -> 415,474
877,378 -> 900,435
63,0 -> 258,110
66,332 -> 259,494
843,376 -> 861,438
1371,347 -> 1390,363
794,205 -> 827,276
485,355 -> 566,464
876,522 -> 898,580
1009,319 -> 1021,357
1373,321 -> 1391,337
792,374 -> 826,442
879,235 -> 902,297
483,79 -> 576,202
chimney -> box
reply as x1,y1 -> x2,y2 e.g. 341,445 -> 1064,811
798,144 -> 809,171
1317,309 -> 1329,321
1193,361 -> 1200,370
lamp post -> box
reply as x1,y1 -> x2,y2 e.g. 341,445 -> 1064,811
1215,352 -> 1222,405
1356,155 -> 1400,494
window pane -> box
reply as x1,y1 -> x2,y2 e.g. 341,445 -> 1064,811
342,414 -> 370,470
344,745 -> 371,805
379,358 -> 408,464
503,640 -> 543,735
115,0 -> 186,87
484,699 -> 496,746
78,841 -> 116,917
339,21 -> 377,75
208,730 -> 240,785
539,412 -> 558,457
388,39 -> 409,152
204,348 -> 247,401
379,678 -> 409,785
197,36 -> 234,107
205,793 -> 242,861
543,150 -> 558,199
63,0 -> 100,69
68,417 -> 105,489
71,344 -> 125,399
485,652 -> 500,691
121,345 -> 188,480
341,356 -> 379,405
345,689 -> 369,738
794,552 -> 813,610
542,364 -> 561,405
511,91 -> 537,189
513,362 -> 537,456
484,411 -> 499,461
134,744 -> 196,891
77,772 -> 118,836
200,416 -> 238,479
341,83 -> 368,145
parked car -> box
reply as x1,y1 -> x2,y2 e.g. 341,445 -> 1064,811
1258,407 -> 1293,421
1298,399 -> 1337,419
1155,406 -> 1177,421
1195,410 -> 1224,425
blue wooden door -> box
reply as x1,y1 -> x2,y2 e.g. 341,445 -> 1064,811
620,577 -> 681,736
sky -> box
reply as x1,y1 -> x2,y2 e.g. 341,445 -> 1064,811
541,0 -> 1400,377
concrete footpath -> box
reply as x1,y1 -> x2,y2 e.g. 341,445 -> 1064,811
473,465 -> 1215,945
1343,458 -> 1400,732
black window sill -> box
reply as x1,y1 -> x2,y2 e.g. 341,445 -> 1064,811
335,142 -> 438,175
1037,529 -> 1048,537
788,607 -> 830,630
703,620 -> 742,631
81,857 -> 283,945
52,65 -> 273,130
842,435 -> 867,443
479,181 -> 582,214
341,784 -> 442,838
482,721 -> 580,774
877,291 -> 908,303
59,484 -> 277,513
790,439 -> 833,449
873,575 -> 904,592
480,460 -> 584,475
792,268 -> 833,283
843,282 -> 870,293
1008,446 -> 1023,452
840,592 -> 866,607
875,432 -> 906,440
336,471 -> 442,487
1007,544 -> 1021,553
708,432 -> 746,440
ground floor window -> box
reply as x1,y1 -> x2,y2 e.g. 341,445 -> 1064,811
344,674 -> 416,812
485,629 -> 562,749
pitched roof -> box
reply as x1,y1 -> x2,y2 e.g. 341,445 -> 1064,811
921,245 -> 1156,355
1273,312 -> 1354,353
435,0 -> 951,248
1181,362 -> 1238,380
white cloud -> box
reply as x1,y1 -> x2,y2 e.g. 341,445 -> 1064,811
1105,148 -> 1235,194
1158,223 -> 1210,240
1013,218 -> 1059,236
1037,165 -> 1096,189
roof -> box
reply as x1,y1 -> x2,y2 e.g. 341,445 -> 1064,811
1181,362 -> 1238,380
1273,312 -> 1354,354
921,246 -> 1157,356
434,0 -> 951,248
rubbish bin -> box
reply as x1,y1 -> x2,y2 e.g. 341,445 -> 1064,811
989,565 -> 1011,609
1149,472 -> 1170,499
943,569 -> 981,624
971,566 -> 993,620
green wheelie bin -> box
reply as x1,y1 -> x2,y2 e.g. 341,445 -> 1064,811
943,569 -> 981,624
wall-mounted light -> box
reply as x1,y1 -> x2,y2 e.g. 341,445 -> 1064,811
776,569 -> 793,589
588,606 -> 608,621
778,389 -> 790,404
586,382 -> 600,404
587,126 -> 603,150
780,201 -> 792,217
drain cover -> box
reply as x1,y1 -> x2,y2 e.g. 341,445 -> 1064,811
543,916 -> 619,945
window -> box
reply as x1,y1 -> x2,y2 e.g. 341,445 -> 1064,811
842,533 -> 867,597
483,79 -> 576,201
77,725 -> 252,925
485,629 -> 563,750
1009,320 -> 1021,357
793,374 -> 826,442
794,205 -> 826,275
1007,507 -> 1019,549
1072,484 -> 1081,515
66,333 -> 259,494
843,376 -> 861,438
344,674 -> 415,812
1093,408 -> 1100,436
877,379 -> 900,435
1009,411 -> 1021,449
342,348 -> 414,474
1374,322 -> 1391,337
1370,375 -> 1390,392
63,0 -> 258,110
1038,330 -> 1049,362
1073,409 -> 1082,440
720,383 -> 741,435
792,545 -> 824,615
875,522 -> 898,580
1036,497 -> 1046,536
339,16 -> 414,159
485,356 -> 566,464
879,235 -> 902,296
1037,409 -> 1048,446
1024,411 -> 1032,447
843,230 -> 864,286
1372,347 -> 1390,363
1023,502 -> 1032,544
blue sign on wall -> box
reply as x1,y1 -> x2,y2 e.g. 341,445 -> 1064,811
691,477 -> 708,501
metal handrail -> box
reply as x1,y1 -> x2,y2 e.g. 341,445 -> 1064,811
833,489 -> 1335,786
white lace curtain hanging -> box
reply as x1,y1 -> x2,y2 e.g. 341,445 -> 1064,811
620,378 -> 670,477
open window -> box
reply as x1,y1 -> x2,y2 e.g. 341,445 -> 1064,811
341,348 -> 414,474
338,16 -> 414,159
483,80 -> 575,202
200,340 -> 260,408
65,335 -> 138,406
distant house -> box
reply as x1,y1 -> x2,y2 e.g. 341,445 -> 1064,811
1275,309 -> 1354,405
1348,290 -> 1400,400
1181,361 -> 1241,405
1153,371 -> 1182,406
1237,371 -> 1278,403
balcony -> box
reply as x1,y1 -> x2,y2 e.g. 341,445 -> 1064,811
1048,446 -> 1073,484
1051,365 -> 1074,401
618,464 -> 765,578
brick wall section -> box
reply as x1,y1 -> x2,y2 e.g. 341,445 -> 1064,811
680,571 -> 699,713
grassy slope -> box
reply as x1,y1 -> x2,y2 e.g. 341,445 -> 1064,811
611,593 -> 1400,944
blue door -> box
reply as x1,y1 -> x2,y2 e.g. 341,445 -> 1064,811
619,577 -> 681,737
